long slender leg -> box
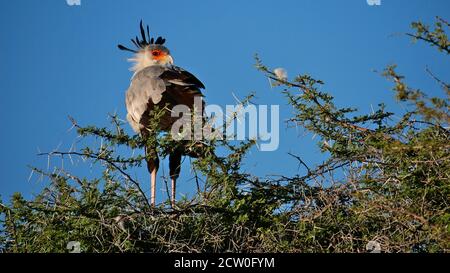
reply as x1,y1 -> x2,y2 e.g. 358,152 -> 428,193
171,178 -> 176,208
151,168 -> 157,206
145,146 -> 159,207
169,151 -> 182,208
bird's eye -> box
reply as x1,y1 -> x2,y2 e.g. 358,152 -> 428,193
151,50 -> 161,56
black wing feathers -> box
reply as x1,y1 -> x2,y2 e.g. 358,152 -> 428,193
161,66 -> 205,89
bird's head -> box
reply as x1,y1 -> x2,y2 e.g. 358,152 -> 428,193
118,21 -> 174,72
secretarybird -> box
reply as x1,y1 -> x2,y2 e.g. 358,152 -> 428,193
118,21 -> 205,207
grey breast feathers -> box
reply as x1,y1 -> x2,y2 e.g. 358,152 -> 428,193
125,65 -> 205,133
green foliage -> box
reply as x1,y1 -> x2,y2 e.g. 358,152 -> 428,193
1,17 -> 449,253
409,16 -> 450,54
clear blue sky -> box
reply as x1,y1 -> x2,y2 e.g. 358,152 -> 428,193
0,0 -> 448,203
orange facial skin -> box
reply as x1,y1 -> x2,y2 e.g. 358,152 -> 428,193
151,49 -> 167,61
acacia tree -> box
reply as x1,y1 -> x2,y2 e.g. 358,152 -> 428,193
1,17 -> 448,253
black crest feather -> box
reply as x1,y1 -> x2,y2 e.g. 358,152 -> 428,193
118,20 -> 166,52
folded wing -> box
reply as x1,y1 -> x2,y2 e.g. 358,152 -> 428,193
125,65 -> 205,133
